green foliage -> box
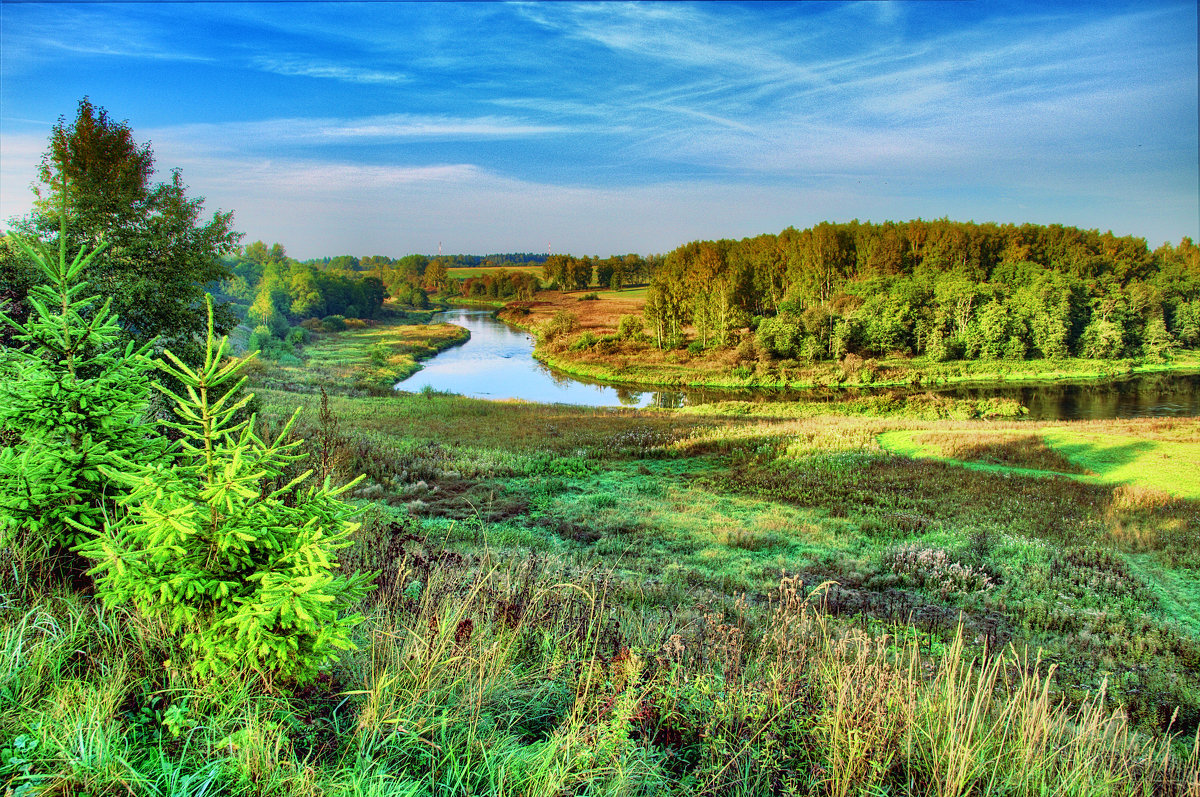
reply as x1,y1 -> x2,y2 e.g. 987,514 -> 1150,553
569,330 -> 599,351
616,314 -> 644,340
645,221 -> 1200,363
285,326 -> 310,348
247,280 -> 289,336
247,324 -> 274,354
755,313 -> 803,358
22,98 -> 241,361
0,234 -> 160,574
81,301 -> 373,684
540,310 -> 579,344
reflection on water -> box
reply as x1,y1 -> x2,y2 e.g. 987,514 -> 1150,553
939,373 -> 1200,420
395,309 -> 1200,419
393,309 -> 662,407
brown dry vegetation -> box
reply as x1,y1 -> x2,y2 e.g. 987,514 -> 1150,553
501,288 -> 647,333
913,431 -> 1090,473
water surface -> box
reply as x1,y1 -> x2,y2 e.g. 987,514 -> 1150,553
395,309 -> 1200,420
394,309 -> 666,407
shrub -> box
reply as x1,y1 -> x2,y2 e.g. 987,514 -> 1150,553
81,300 -> 373,685
321,315 -> 347,331
286,326 -> 311,347
540,311 -> 579,343
369,343 -> 390,366
247,324 -> 274,354
616,314 -> 644,340
569,331 -> 599,351
578,292 -> 600,301
0,234 -> 162,578
885,543 -> 994,597
735,335 -> 757,364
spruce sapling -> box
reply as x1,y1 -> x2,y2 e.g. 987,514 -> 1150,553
81,299 -> 374,685
0,233 -> 160,579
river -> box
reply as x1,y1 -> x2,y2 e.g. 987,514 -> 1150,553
393,308 -> 1200,420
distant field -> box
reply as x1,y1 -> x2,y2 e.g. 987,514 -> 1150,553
500,287 -> 648,333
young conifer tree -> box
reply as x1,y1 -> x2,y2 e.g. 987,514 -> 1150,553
81,301 -> 373,685
0,230 -> 160,578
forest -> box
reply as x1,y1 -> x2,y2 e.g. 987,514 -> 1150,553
642,222 -> 1200,362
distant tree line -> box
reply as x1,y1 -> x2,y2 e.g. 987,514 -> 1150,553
642,220 -> 1200,361
310,252 -> 548,270
459,270 -> 540,301
218,241 -> 385,326
210,242 -> 386,361
299,250 -> 663,305
541,253 -> 660,291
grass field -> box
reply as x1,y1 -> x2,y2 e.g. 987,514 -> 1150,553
5,316 -> 1199,795
878,421 -> 1200,500
254,318 -> 469,395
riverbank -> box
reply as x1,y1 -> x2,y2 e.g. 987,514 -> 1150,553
252,316 -> 470,395
536,342 -> 1200,389
496,293 -> 1200,392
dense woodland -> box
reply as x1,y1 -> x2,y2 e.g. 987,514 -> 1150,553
643,222 -> 1200,362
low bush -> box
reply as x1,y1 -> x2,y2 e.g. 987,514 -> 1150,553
82,301 -> 373,685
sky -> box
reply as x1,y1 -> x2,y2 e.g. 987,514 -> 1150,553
1,1 -> 1197,260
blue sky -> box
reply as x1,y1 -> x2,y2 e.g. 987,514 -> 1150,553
2,1 -> 1196,259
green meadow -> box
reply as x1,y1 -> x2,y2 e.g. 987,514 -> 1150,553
4,317 -> 1199,795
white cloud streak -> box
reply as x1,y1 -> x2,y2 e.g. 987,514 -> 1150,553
155,114 -> 570,152
250,56 -> 409,85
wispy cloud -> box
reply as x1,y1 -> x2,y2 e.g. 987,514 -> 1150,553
154,114 -> 571,155
2,1 -> 1194,252
250,56 -> 409,85
1,5 -> 210,66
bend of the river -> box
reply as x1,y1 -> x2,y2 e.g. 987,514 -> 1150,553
394,308 -> 1200,421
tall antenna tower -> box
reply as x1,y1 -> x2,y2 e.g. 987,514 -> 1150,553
438,241 -> 442,256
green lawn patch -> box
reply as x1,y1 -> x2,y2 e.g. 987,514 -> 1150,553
879,426 -> 1200,501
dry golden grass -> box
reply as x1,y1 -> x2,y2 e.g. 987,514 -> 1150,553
913,431 -> 1089,474
500,288 -> 647,334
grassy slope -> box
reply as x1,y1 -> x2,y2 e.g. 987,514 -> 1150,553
5,321 -> 1200,795
879,421 -> 1200,638
878,423 -> 1200,501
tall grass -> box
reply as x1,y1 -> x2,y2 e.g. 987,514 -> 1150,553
3,555 -> 1198,795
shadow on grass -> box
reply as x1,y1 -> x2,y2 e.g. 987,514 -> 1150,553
1048,438 -> 1155,476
